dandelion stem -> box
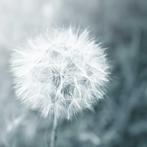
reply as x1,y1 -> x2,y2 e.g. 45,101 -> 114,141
50,107 -> 58,147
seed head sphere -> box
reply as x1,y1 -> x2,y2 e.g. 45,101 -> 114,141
11,27 -> 109,119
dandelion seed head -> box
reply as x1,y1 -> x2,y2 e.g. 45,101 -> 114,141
10,27 -> 109,119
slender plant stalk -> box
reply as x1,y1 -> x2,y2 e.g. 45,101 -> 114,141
50,107 -> 58,147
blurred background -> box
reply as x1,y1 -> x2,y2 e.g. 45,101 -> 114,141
0,0 -> 147,147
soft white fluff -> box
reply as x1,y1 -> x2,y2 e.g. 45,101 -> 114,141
10,27 -> 109,119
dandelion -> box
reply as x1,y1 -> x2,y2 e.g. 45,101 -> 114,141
10,27 -> 109,147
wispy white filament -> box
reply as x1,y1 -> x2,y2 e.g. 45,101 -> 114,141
10,27 -> 109,119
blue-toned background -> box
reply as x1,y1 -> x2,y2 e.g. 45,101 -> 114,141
0,0 -> 147,146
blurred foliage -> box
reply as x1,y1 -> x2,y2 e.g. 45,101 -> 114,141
0,0 -> 147,147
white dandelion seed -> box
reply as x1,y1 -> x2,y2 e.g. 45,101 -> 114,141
10,27 -> 110,147
10,27 -> 109,120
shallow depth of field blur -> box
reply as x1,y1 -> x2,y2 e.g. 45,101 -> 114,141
0,0 -> 147,147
